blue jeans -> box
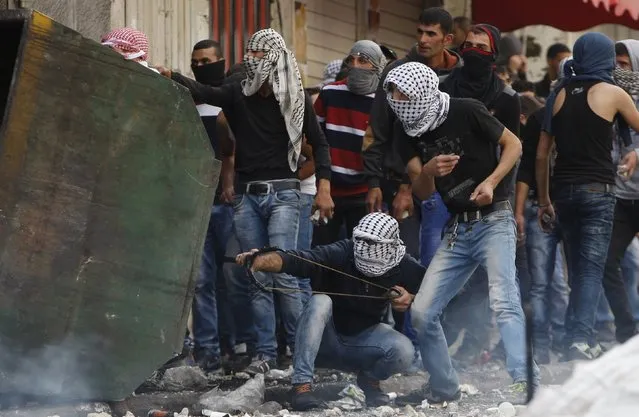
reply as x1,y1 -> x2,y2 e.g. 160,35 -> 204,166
291,294 -> 414,384
297,193 -> 314,306
554,184 -> 616,344
224,230 -> 255,349
623,238 -> 639,320
411,209 -> 538,397
233,188 -> 303,359
192,204 -> 234,356
525,200 -> 569,350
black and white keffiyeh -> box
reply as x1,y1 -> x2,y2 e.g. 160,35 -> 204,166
352,213 -> 406,277
383,62 -> 450,137
242,28 -> 305,172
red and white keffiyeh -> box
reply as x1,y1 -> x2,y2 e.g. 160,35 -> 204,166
101,28 -> 150,62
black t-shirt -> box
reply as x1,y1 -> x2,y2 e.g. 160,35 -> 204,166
395,98 -> 507,213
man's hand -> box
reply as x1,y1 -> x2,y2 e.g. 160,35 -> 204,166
423,154 -> 460,177
390,286 -> 414,312
366,187 -> 384,213
314,179 -> 335,220
235,249 -> 260,269
515,212 -> 526,246
155,66 -> 172,78
221,184 -> 235,204
392,184 -> 414,220
537,204 -> 556,233
619,150 -> 638,179
469,180 -> 494,207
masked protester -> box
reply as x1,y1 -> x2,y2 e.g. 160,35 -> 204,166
159,28 -> 334,376
438,23 -> 524,366
385,62 -> 539,402
101,27 -> 158,73
536,32 -> 639,361
235,212 -> 424,411
312,41 -> 386,247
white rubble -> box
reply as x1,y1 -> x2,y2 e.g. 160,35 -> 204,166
498,402 -> 516,417
198,374 -> 265,414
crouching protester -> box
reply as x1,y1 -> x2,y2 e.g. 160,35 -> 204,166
382,62 -> 540,403
235,212 -> 425,411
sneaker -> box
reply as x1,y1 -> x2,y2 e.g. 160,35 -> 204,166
245,355 -> 277,375
291,383 -> 325,411
357,373 -> 391,407
567,342 -> 594,361
193,350 -> 222,374
589,342 -> 606,359
534,348 -> 551,365
509,381 -> 528,393
422,383 -> 462,404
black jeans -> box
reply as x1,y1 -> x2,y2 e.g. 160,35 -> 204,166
602,198 -> 639,343
312,194 -> 368,245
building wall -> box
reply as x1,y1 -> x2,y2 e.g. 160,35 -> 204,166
109,0 -> 211,76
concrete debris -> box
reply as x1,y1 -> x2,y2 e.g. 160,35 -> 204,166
265,366 -> 293,380
174,408 -> 189,417
372,405 -> 397,417
514,405 -> 527,415
202,411 -> 231,417
198,374 -> 265,414
124,412 -> 136,417
323,407 -> 343,416
235,372 -> 251,380
448,402 -> 459,412
402,404 -> 420,417
486,407 -> 500,415
467,408 -> 481,417
87,413 -> 112,417
460,384 -> 480,396
497,402 -> 516,417
327,384 -> 366,411
256,401 -> 283,415
158,366 -> 209,392
417,399 -> 429,409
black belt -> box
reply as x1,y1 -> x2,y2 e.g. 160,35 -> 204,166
554,182 -> 615,193
451,200 -> 512,223
238,179 -> 300,195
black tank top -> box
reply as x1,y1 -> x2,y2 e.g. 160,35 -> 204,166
552,80 -> 615,185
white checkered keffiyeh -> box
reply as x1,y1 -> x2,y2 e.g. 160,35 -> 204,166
242,29 -> 305,172
383,62 -> 450,137
101,27 -> 150,62
352,213 -> 406,277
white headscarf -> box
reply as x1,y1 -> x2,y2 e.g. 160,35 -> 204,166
352,213 -> 406,277
383,62 -> 450,137
242,29 -> 305,172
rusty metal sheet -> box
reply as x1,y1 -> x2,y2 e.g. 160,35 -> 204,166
0,9 -> 218,401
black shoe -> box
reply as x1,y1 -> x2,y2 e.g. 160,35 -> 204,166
357,373 -> 391,407
193,350 -> 222,374
291,383 -> 325,411
245,355 -> 277,375
422,383 -> 462,404
534,348 -> 551,365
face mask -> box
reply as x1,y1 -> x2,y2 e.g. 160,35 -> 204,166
461,48 -> 495,79
347,67 -> 379,95
243,54 -> 262,80
192,60 -> 226,86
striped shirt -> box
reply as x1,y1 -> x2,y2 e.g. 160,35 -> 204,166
314,80 -> 374,197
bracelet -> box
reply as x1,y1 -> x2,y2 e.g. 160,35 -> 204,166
538,203 -> 550,208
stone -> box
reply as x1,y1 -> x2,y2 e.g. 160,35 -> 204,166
124,412 -> 135,417
498,402 -> 516,417
373,405 -> 397,417
448,403 -> 459,412
468,409 -> 481,417
175,408 -> 189,417
257,401 -> 283,415
198,374 -> 265,414
160,366 -> 209,392
323,408 -> 343,417
460,384 -> 480,396
486,408 -> 499,415
402,405 -> 419,417
87,413 -> 112,417
417,399 -> 430,409
266,366 -> 293,380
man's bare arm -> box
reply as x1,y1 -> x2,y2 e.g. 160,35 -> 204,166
485,128 -> 522,189
535,131 -> 555,206
407,156 -> 436,201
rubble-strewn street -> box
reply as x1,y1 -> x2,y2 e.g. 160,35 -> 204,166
0,354 -> 578,417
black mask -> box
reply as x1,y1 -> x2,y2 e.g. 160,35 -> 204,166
192,59 -> 226,86
460,49 -> 494,80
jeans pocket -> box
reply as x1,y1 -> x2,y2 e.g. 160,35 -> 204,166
273,189 -> 301,206
232,193 -> 245,210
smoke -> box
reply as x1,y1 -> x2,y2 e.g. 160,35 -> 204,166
0,334 -> 107,401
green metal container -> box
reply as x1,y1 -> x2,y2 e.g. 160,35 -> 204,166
0,9 -> 218,401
